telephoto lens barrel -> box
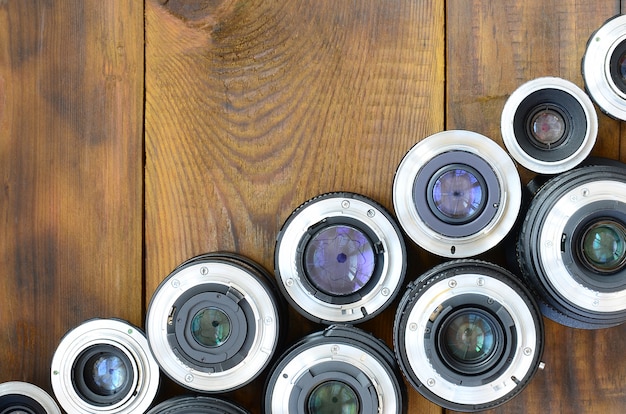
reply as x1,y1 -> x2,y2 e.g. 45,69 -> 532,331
145,252 -> 284,393
393,260 -> 544,412
275,192 -> 406,324
515,159 -> 626,329
50,318 -> 160,414
393,130 -> 521,258
501,77 -> 598,174
264,324 -> 406,414
0,381 -> 61,414
145,395 -> 250,414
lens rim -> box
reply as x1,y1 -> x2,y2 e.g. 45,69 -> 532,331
145,396 -> 250,414
275,192 -> 406,324
501,77 -> 597,174
145,252 -> 283,393
393,260 -> 543,411
394,130 -> 521,258
518,163 -> 626,328
0,382 -> 61,414
583,14 -> 626,120
50,319 -> 159,414
264,324 -> 406,414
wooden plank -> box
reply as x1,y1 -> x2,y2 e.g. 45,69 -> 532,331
0,0 -> 144,391
446,1 -> 626,413
145,0 -> 445,412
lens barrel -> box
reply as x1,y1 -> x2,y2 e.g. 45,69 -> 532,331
583,14 -> 626,121
0,381 -> 61,414
264,324 -> 406,414
50,319 -> 160,414
393,130 -> 521,258
146,395 -> 249,414
275,192 -> 406,324
516,160 -> 626,328
393,260 -> 544,411
145,252 -> 284,393
501,77 -> 598,174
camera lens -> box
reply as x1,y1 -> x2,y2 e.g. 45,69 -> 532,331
0,382 -> 61,414
264,324 -> 406,414
583,14 -> 626,120
393,260 -> 544,411
501,77 -> 598,174
516,161 -> 626,328
393,130 -> 521,258
146,395 -> 249,414
145,252 -> 284,393
275,192 -> 406,324
50,319 -> 160,414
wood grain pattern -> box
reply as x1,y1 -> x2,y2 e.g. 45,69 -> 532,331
145,1 -> 444,412
0,0 -> 143,390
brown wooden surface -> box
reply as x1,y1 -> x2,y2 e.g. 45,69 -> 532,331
2,1 -> 626,413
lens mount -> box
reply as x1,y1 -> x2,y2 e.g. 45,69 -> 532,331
0,382 -> 61,414
275,192 -> 406,324
146,252 -> 283,393
393,260 -> 544,411
146,396 -> 249,414
501,77 -> 597,174
393,130 -> 521,258
264,324 -> 405,414
583,14 -> 626,120
517,162 -> 626,328
50,319 -> 159,414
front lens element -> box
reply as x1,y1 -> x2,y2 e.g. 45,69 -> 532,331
530,109 -> 566,146
432,168 -> 484,221
581,220 -> 626,273
191,307 -> 232,348
87,354 -> 128,396
442,311 -> 496,366
304,225 -> 375,296
307,381 -> 359,414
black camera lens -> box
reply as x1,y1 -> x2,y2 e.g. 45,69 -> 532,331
393,260 -> 544,412
50,319 -> 160,414
146,252 -> 284,393
264,324 -> 406,414
0,382 -> 61,414
393,130 -> 521,258
146,396 -> 249,414
583,14 -> 626,121
515,161 -> 626,329
275,192 -> 406,324
501,77 -> 597,174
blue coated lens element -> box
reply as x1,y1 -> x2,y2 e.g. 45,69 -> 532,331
304,225 -> 375,296
90,354 -> 128,395
307,380 -> 360,414
191,307 -> 232,348
432,168 -> 484,221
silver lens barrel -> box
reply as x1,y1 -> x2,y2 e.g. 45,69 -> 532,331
0,381 -> 61,414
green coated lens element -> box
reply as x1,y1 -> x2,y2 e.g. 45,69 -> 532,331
444,311 -> 495,364
581,220 -> 626,273
307,381 -> 359,414
191,307 -> 231,348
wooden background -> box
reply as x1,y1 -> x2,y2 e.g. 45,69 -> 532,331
2,0 -> 626,413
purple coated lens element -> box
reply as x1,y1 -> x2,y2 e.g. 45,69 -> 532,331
432,168 -> 484,220
304,225 -> 376,296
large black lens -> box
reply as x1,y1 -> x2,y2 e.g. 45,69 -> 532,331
275,192 -> 406,324
264,325 -> 406,414
393,260 -> 544,412
515,161 -> 626,328
146,252 -> 284,393
145,395 -> 249,414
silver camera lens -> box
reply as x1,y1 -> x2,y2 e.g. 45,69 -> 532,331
274,192 -> 406,324
0,381 -> 61,414
501,77 -> 598,174
393,130 -> 521,258
583,14 -> 626,120
264,324 -> 405,414
146,396 -> 249,414
516,160 -> 626,328
146,252 -> 283,393
50,319 -> 160,414
393,260 -> 544,412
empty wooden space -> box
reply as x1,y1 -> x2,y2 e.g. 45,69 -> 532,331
2,1 -> 626,413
